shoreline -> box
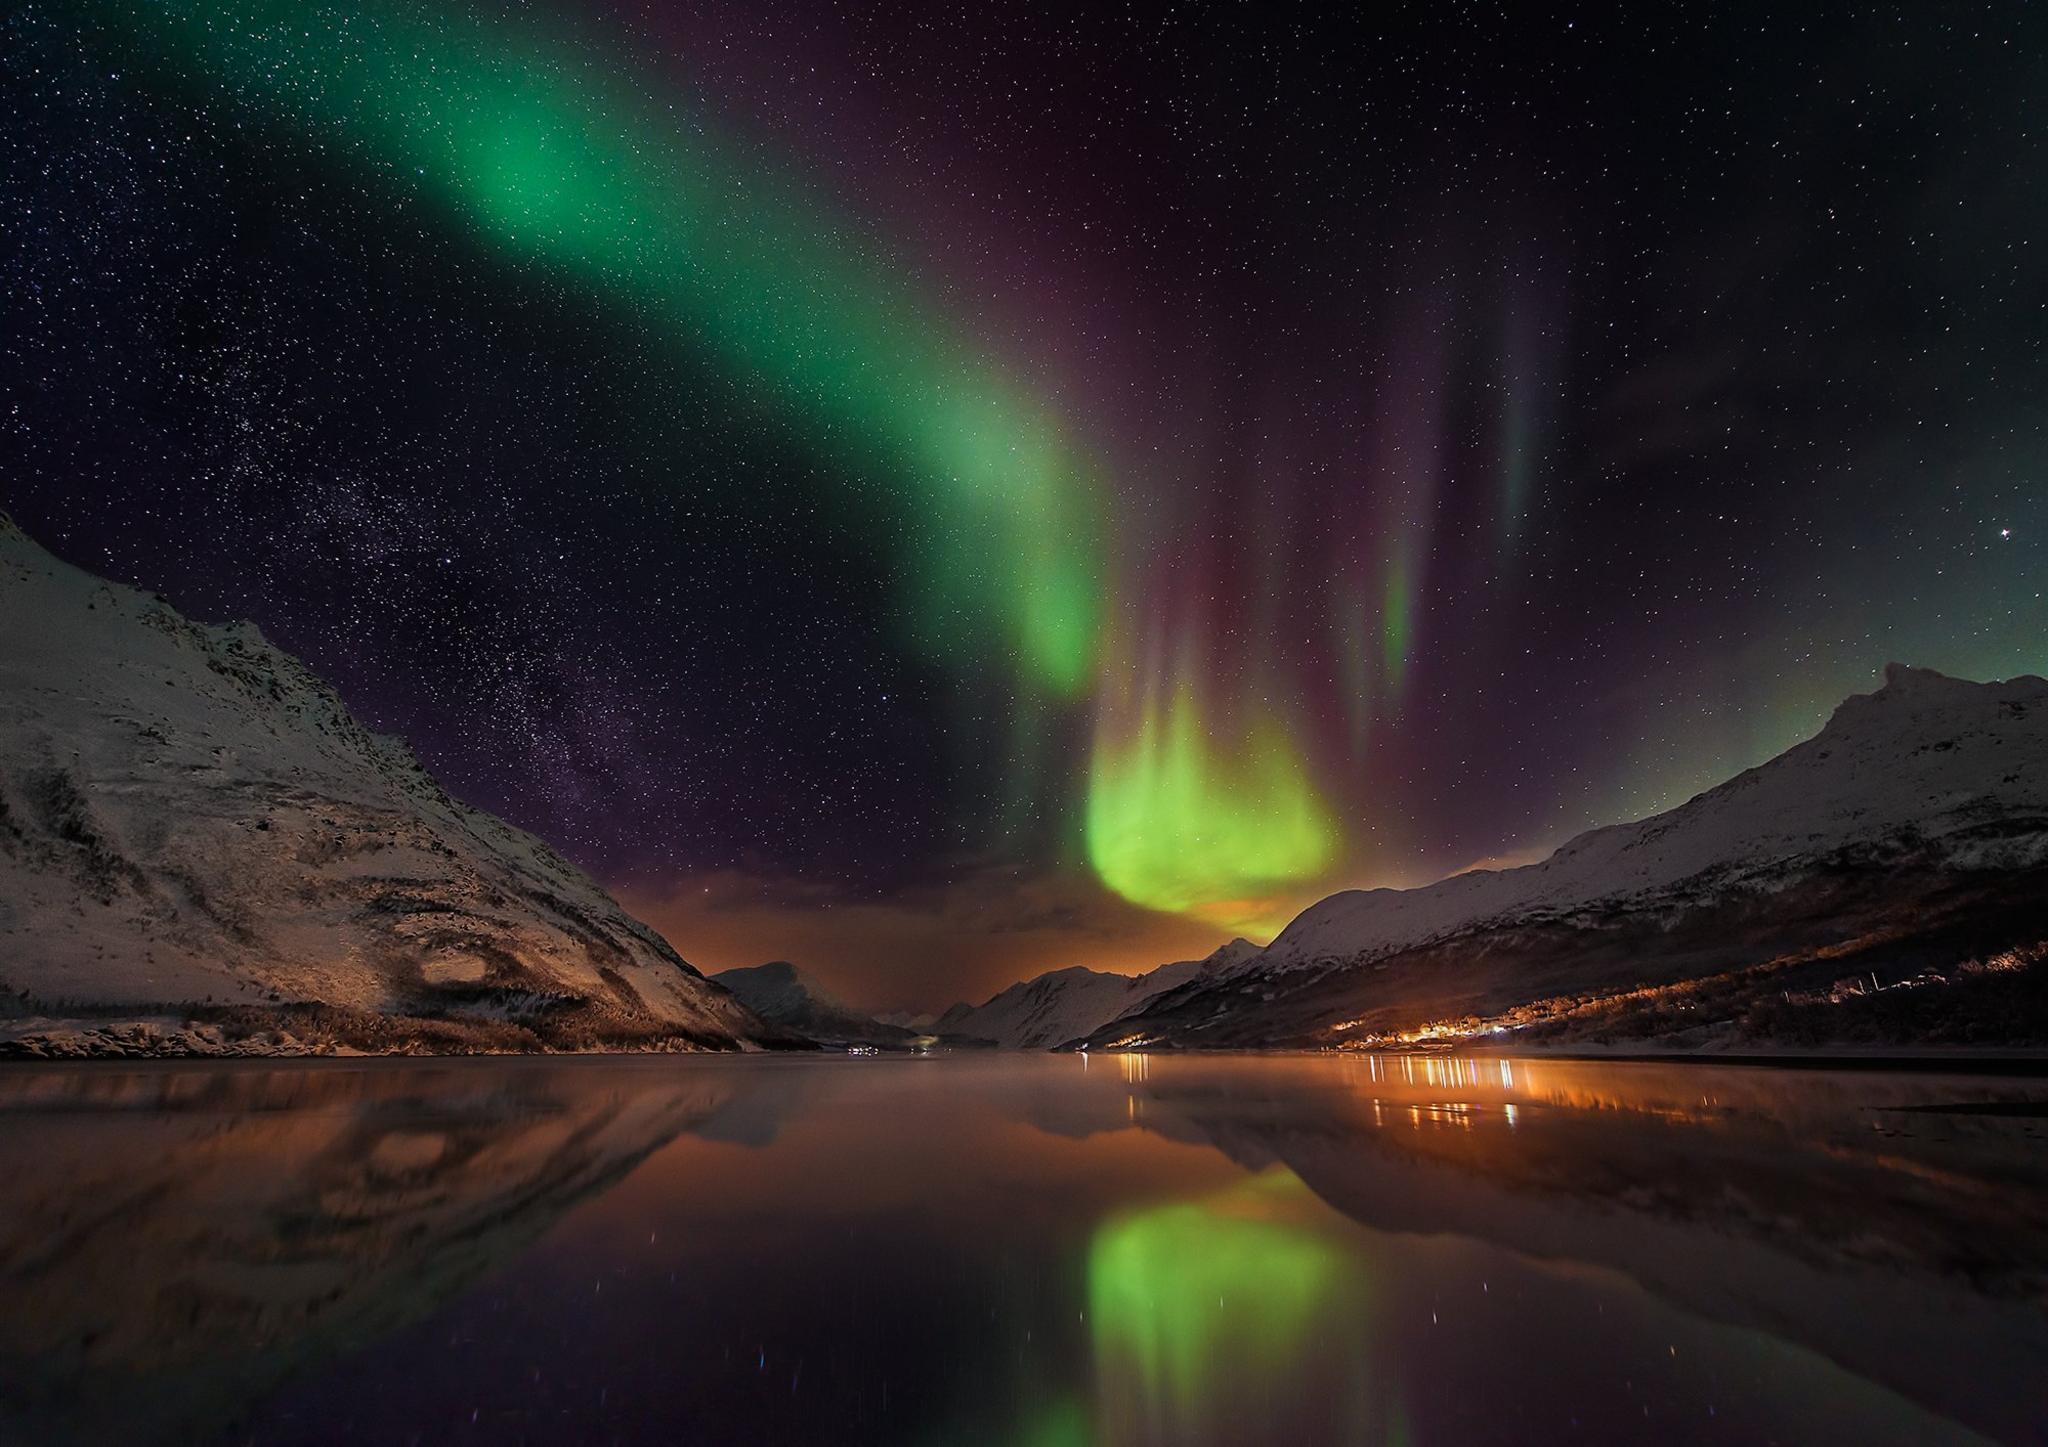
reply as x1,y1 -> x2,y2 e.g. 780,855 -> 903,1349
6,1032 -> 2048,1074
1476,1045 -> 2048,1074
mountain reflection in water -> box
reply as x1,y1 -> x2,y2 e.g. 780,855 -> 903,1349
0,1055 -> 2042,1446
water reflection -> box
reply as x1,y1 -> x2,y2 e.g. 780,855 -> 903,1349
1088,1169 -> 1374,1445
0,1064 -> 735,1444
0,1055 -> 2042,1445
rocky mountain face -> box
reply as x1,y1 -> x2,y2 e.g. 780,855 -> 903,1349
710,962 -> 917,1047
0,515 -> 787,1055
1078,664 -> 2048,1051
934,939 -> 1258,1049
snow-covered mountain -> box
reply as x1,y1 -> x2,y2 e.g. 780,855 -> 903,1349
1079,664 -> 2048,1050
935,938 -> 1258,1049
0,515 -> 784,1055
710,962 -> 916,1047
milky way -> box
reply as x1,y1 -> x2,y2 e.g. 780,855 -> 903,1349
5,2 -> 2045,1007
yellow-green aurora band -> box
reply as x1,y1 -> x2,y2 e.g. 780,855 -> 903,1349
1087,682 -> 1337,936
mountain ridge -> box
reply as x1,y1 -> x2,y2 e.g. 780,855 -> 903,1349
933,938 -> 1257,1048
0,515 -> 791,1056
1075,662 -> 2048,1051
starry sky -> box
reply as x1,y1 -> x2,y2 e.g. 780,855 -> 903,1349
5,1 -> 2046,1011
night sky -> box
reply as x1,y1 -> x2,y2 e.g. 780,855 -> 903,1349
5,1 -> 2045,1011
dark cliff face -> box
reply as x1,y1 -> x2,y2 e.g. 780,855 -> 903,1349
0,516 -> 782,1055
710,962 -> 912,1046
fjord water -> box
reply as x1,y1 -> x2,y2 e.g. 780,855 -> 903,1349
2,1056 -> 2043,1446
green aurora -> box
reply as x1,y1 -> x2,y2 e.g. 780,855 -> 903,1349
1085,683 -> 1338,936
75,0 -> 1354,935
1086,1167 -> 1377,1443
79,0 -> 1103,696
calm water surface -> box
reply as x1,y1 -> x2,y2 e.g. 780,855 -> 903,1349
2,1053 -> 2044,1446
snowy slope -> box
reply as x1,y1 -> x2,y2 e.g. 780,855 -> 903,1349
710,962 -> 914,1046
935,938 -> 1256,1049
1084,664 -> 2048,1048
0,515 -> 775,1052
1224,665 -> 2048,977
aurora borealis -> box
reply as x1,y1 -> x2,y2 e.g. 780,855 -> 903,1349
7,1 -> 2048,1009
1086,680 -> 1336,936
78,0 -> 1107,697
1087,1168 -> 1371,1441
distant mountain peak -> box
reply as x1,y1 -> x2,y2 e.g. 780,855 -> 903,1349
1203,937 -> 1261,968
1868,661 -> 2048,703
1820,663 -> 2048,744
737,959 -> 803,984
710,961 -> 910,1047
1882,660 -> 1953,690
935,939 -> 1269,1048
